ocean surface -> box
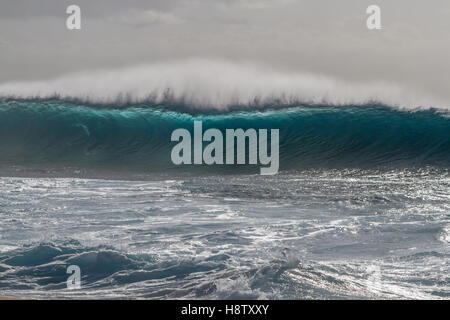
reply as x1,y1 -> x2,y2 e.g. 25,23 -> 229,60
0,100 -> 449,299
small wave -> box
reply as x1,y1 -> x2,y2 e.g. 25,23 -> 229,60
0,240 -> 447,299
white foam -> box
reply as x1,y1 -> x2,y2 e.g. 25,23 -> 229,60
439,225 -> 450,244
0,59 -> 446,110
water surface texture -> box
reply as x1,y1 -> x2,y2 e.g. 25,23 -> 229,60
0,100 -> 449,299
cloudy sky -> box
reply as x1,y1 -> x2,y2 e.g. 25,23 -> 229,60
0,0 -> 449,105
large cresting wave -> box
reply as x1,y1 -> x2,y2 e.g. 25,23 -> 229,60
0,99 -> 449,176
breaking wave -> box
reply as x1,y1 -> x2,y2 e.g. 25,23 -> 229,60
0,59 -> 447,110
0,99 -> 449,175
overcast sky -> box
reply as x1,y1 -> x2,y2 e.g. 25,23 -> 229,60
0,0 -> 449,104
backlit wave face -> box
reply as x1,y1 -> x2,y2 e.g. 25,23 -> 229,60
0,100 -> 449,179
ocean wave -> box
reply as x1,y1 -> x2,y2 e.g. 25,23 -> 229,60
0,100 -> 449,174
1,240 -> 445,299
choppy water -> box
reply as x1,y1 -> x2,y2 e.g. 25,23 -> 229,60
0,169 -> 449,299
0,99 -> 449,299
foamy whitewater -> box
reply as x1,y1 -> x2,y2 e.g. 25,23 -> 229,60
0,61 -> 449,299
0,59 -> 447,110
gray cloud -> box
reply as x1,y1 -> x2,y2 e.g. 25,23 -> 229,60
0,0 -> 449,105
110,9 -> 185,27
0,0 -> 177,18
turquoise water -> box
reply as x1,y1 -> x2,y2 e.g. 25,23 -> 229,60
0,100 -> 449,299
0,101 -> 449,171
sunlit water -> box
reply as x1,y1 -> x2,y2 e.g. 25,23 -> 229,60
0,168 -> 449,299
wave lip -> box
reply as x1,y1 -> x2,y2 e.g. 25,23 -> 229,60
0,59 -> 447,110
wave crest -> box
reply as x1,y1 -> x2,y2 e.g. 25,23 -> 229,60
0,59 -> 445,110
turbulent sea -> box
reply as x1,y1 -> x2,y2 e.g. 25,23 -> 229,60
0,99 -> 449,299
